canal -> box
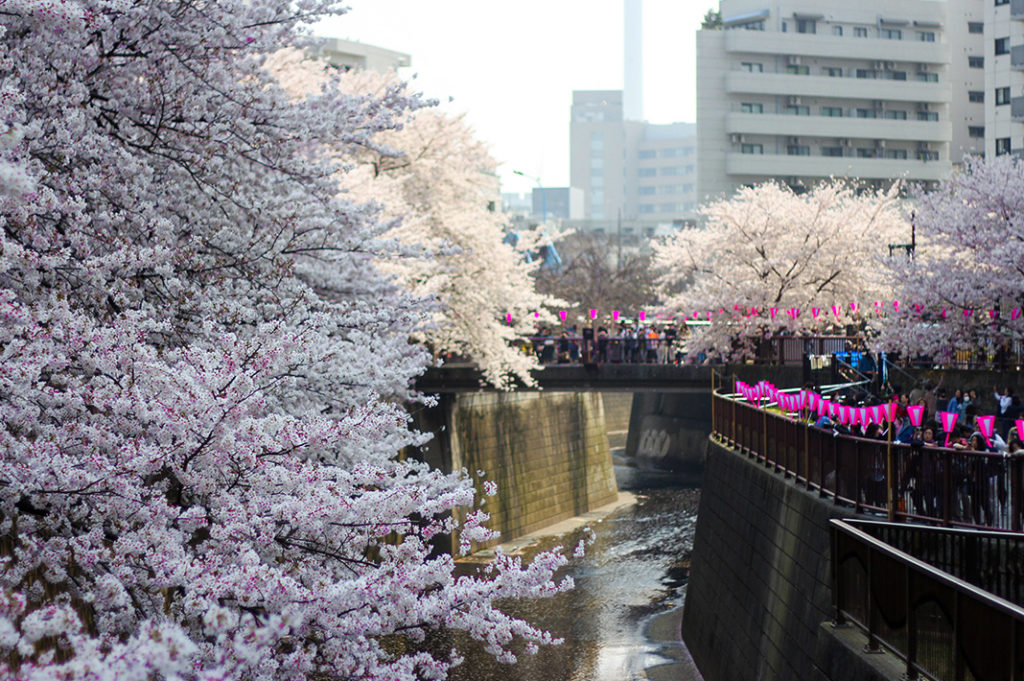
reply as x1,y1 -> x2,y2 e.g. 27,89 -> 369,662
446,462 -> 705,681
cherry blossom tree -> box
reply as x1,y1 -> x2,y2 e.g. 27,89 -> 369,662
0,2 -> 572,679
653,180 -> 908,360
269,55 -> 560,389
876,155 -> 1024,359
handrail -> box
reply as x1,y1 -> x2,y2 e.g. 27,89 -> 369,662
831,519 -> 1024,681
711,385 -> 1024,532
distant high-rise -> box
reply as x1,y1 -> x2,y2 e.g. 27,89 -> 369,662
624,0 -> 644,121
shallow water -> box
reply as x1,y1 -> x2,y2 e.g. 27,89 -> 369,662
443,468 -> 705,681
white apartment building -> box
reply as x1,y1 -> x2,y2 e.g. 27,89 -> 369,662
697,0 -> 956,201
314,37 -> 411,73
569,90 -> 697,242
984,0 -> 1024,157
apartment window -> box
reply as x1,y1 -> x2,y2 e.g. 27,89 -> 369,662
832,26 -> 843,36
638,167 -> 656,177
968,22 -> 984,34
916,72 -> 938,82
822,67 -> 843,77
785,64 -> 810,75
997,137 -> 1011,156
885,149 -> 908,160
638,186 -> 656,196
660,203 -> 682,212
659,166 -> 680,176
883,71 -> 908,81
740,102 -> 764,113
917,150 -> 939,161
638,149 -> 656,159
917,31 -> 936,42
996,37 -> 1010,55
854,26 -> 868,38
880,28 -> 902,40
856,148 -> 876,158
996,0 -> 1009,6
796,19 -> 816,34
741,62 -> 764,72
968,126 -> 985,138
969,56 -> 985,68
785,105 -> 810,115
684,165 -> 696,174
786,145 -> 810,156
741,143 -> 764,154
917,111 -> 939,121
781,21 -> 788,32
884,110 -> 908,120
638,204 -> 656,214
822,146 -> 844,157
997,86 -> 1011,105
855,69 -> 878,79
590,132 -> 604,151
683,183 -> 695,192
969,90 -> 985,102
658,148 -> 681,158
657,185 -> 681,195
821,106 -> 843,117
855,108 -> 879,118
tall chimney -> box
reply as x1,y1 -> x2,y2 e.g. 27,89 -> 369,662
623,0 -> 643,121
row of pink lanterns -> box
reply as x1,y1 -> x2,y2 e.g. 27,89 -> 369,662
505,310 -> 654,325
736,380 -> 1015,449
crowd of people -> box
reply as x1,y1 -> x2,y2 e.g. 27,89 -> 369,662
526,325 -> 687,365
803,379 -> 1023,528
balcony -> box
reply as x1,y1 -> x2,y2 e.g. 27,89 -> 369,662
1013,96 -> 1024,120
724,152 -> 951,182
1013,44 -> 1024,70
725,112 -> 951,142
724,30 -> 949,64
1013,0 -> 1024,18
725,71 -> 950,103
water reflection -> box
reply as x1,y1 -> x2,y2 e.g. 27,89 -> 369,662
444,476 -> 704,681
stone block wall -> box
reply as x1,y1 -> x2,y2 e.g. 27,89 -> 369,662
682,439 -> 859,681
446,391 -> 618,543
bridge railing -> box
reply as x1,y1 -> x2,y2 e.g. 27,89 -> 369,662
831,519 -> 1024,681
711,387 -> 1024,532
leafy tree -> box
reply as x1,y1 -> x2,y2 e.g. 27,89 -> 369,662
0,2 -> 570,679
653,181 -> 907,359
533,232 -> 660,324
877,156 -> 1024,360
701,9 -> 723,29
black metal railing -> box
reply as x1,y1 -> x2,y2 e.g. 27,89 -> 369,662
831,519 -> 1024,681
711,385 -> 1024,532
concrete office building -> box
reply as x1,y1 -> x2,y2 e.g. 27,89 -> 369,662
569,90 -> 698,242
315,37 -> 411,73
697,0 -> 957,201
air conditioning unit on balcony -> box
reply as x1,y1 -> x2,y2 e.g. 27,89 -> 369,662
874,60 -> 886,70
885,61 -> 896,70
730,133 -> 745,144
918,102 -> 931,111
839,138 -> 852,147
918,63 -> 931,72
918,141 -> 932,150
873,100 -> 884,108
875,139 -> 887,149
787,136 -> 801,145
787,96 -> 802,105
787,55 -> 802,66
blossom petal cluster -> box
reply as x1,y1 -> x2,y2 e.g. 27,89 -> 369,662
654,180 -> 907,360
0,1 -> 569,678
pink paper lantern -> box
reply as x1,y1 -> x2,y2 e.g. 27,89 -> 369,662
869,405 -> 883,424
938,411 -> 958,447
977,415 -> 995,448
989,310 -> 999,320
882,401 -> 897,423
817,399 -> 828,417
506,313 -> 512,326
850,302 -> 859,314
612,310 -> 620,322
831,305 -> 842,319
589,308 -> 597,320
857,407 -> 868,426
639,311 -> 646,321
906,404 -> 925,427
811,307 -> 820,320
534,311 -> 540,318
1016,419 -> 1024,443
770,307 -> 779,320
1014,308 -> 1023,321
559,310 -> 568,322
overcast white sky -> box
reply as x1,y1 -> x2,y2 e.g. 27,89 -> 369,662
316,1 -> 710,194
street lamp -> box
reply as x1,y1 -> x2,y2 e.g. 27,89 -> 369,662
513,169 -> 546,224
